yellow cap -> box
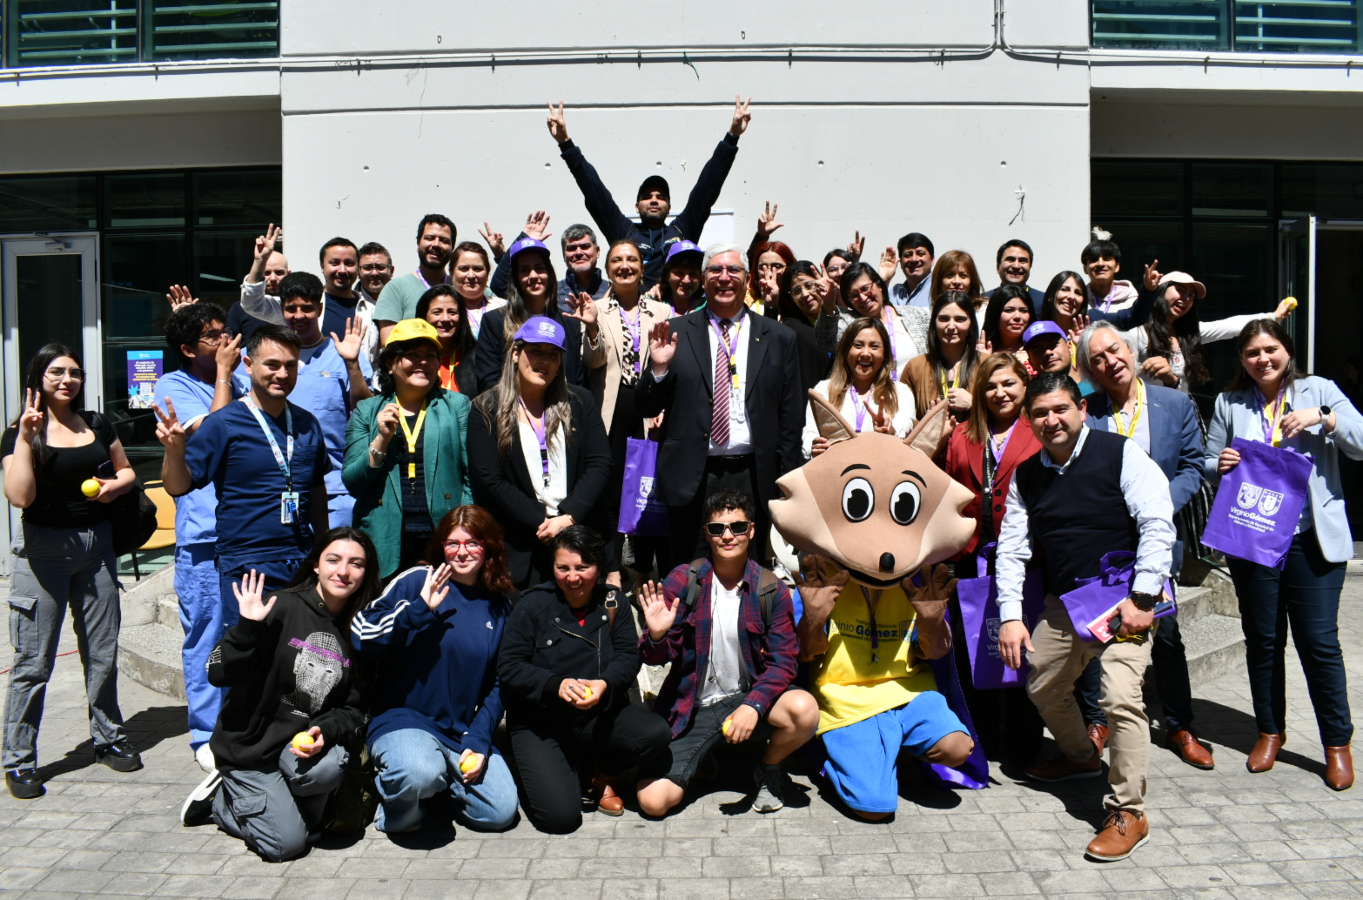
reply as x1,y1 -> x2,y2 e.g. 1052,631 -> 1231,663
385,318 -> 442,348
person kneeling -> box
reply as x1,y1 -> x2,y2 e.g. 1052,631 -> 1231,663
635,490 -> 820,818
498,526 -> 672,833
181,528 -> 378,862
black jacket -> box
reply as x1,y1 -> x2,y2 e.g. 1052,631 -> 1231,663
207,590 -> 367,771
473,306 -> 587,396
782,316 -> 831,396
497,582 -> 641,727
466,385 -> 612,586
559,133 -> 740,290
635,308 -> 805,507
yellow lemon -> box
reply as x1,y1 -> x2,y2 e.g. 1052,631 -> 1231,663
722,718 -> 732,737
459,755 -> 478,774
1283,296 -> 1298,311
291,732 -> 314,751
80,479 -> 100,498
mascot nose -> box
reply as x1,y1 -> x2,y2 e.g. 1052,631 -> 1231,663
879,552 -> 895,572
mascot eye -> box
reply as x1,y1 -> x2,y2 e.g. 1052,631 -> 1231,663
841,478 -> 874,522
889,482 -> 921,525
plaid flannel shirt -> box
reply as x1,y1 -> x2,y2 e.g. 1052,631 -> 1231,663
639,558 -> 799,738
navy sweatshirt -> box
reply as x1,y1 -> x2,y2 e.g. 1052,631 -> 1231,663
351,566 -> 509,756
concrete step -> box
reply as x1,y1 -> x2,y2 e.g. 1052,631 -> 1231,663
1179,612 -> 1246,685
118,562 -> 186,700
1175,568 -> 1238,623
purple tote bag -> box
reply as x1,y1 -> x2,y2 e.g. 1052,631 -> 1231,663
618,436 -> 670,537
956,543 -> 1045,690
1201,436 -> 1312,570
1060,551 -> 1175,642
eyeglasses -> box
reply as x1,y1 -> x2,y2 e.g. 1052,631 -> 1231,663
704,520 -> 752,536
360,264 -> 392,273
756,262 -> 787,272
443,539 -> 485,553
705,265 -> 745,276
849,284 -> 879,299
44,367 -> 84,381
198,329 -> 226,344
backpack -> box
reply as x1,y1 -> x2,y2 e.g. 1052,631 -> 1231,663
86,412 -> 158,555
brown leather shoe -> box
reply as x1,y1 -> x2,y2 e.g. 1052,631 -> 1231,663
593,775 -> 625,816
1325,745 -> 1354,791
1087,723 -> 1110,755
1167,729 -> 1215,770
1025,748 -> 1103,783
1247,732 -> 1285,773
1086,809 -> 1149,862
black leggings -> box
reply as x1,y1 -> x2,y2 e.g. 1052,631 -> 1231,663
509,705 -> 671,834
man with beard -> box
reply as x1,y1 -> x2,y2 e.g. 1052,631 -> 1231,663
373,214 -> 456,344
546,97 -> 751,290
488,222 -> 610,313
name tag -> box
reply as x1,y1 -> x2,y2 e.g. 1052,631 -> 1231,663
281,491 -> 300,524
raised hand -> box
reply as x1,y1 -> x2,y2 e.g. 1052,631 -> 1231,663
976,331 -> 993,356
255,223 -> 282,261
1274,297 -> 1297,322
375,402 -> 402,443
420,562 -> 453,611
757,201 -> 783,238
646,320 -> 677,371
16,389 -> 43,444
1067,313 -> 1090,345
813,264 -> 838,313
479,221 -> 506,260
878,247 -> 897,283
232,570 -> 277,622
1142,259 -> 1162,293
166,284 -> 198,312
546,101 -> 569,143
524,210 -> 553,243
759,271 -> 780,306
846,230 -> 865,260
729,95 -> 753,137
152,398 -> 186,450
562,291 -> 598,328
331,317 -> 368,363
638,580 -> 678,640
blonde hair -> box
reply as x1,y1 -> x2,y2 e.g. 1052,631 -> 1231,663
827,317 -> 898,421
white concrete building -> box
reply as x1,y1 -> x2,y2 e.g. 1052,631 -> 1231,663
2,0 -> 1362,565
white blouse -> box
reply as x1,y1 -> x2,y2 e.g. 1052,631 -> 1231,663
801,379 -> 918,460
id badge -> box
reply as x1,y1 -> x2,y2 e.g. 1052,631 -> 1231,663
731,385 -> 746,423
281,491 -> 300,524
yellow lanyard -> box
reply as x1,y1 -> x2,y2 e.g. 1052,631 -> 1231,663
1112,381 -> 1145,439
939,365 -> 960,400
398,402 -> 428,479
1263,391 -> 1286,447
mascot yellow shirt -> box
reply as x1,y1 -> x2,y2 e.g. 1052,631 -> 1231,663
812,582 -> 938,735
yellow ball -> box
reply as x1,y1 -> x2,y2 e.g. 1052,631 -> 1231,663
581,686 -> 593,700
722,718 -> 732,737
80,479 -> 100,498
291,732 -> 314,750
459,755 -> 478,774
1283,296 -> 1298,310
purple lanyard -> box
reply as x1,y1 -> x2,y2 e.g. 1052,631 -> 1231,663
1098,291 -> 1113,313
848,386 -> 868,432
415,268 -> 449,290
519,398 -> 550,486
621,304 -> 641,375
1261,387 -> 1286,445
987,420 -> 1015,465
882,309 -> 902,363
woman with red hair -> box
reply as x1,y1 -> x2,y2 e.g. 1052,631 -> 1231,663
747,239 -> 796,317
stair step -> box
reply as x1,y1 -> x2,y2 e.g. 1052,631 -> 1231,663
118,622 -> 186,702
1181,612 -> 1246,685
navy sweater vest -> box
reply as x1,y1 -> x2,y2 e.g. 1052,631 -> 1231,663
1013,429 -> 1138,597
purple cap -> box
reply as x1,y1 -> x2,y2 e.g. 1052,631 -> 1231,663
665,240 -> 703,265
1023,320 -> 1068,345
513,316 -> 566,350
508,236 -> 550,260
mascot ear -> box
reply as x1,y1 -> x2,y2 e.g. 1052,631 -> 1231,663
905,398 -> 952,457
809,390 -> 856,443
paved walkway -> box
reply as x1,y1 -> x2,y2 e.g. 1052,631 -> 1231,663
2,574 -> 1362,900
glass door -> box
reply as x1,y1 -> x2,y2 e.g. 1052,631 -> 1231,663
0,235 -> 101,575
1279,216 -> 1317,372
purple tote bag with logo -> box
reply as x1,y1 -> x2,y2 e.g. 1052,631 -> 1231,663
618,436 -> 670,537
956,543 -> 1046,690
1201,437 -> 1312,570
1060,552 -> 1176,642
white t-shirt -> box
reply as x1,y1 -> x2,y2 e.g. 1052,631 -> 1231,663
699,577 -> 750,707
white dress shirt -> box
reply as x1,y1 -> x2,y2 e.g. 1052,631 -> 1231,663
704,309 -> 753,456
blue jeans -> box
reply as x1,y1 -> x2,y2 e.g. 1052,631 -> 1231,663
176,543 -> 225,750
369,728 -> 519,833
1226,531 -> 1352,746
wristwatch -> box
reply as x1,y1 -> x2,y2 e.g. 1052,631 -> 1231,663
1319,404 -> 1332,426
1130,591 -> 1159,611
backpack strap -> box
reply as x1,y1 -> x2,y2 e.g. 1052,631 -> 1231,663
681,558 -> 707,612
756,568 -> 780,631
604,589 -> 620,631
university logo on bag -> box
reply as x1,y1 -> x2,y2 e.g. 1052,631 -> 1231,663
1237,482 -> 1264,510
638,476 -> 655,498
1258,489 -> 1285,516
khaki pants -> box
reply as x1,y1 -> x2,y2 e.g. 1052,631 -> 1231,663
1027,594 -> 1154,813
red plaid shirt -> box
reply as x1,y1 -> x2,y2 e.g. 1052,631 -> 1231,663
639,558 -> 799,738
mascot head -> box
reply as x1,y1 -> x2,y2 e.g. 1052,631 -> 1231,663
770,393 -> 976,588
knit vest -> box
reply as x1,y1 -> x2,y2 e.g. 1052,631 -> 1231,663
1013,428 -> 1138,597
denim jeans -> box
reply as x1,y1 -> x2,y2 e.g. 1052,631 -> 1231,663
1226,531 -> 1352,746
368,727 -> 519,833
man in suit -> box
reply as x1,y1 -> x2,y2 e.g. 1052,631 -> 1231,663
638,242 -> 805,569
987,239 -> 1044,313
1076,322 -> 1213,770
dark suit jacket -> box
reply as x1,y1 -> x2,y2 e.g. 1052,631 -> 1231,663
635,308 -> 804,507
1085,382 -> 1204,572
473,307 -> 587,396
988,284 -> 1044,314
466,385 -> 612,586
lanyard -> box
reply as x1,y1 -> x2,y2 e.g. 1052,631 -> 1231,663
848,386 -> 868,433
398,401 -> 428,479
244,397 -> 293,491
988,420 -> 1015,466
709,314 -> 742,391
519,398 -> 550,486
414,268 -> 449,290
1261,387 -> 1287,447
467,305 -> 485,336
858,586 -> 883,663
882,309 -> 903,364
620,303 -> 642,375
1111,380 -> 1145,439
939,364 -> 961,400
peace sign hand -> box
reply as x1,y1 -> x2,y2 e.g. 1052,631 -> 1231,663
1143,259 -> 1163,293
232,570 -> 277,622
17,389 -> 43,444
976,332 -> 993,356
478,222 -> 505,260
846,230 -> 865,260
255,223 -> 282,260
729,95 -> 752,137
639,580 -> 678,641
647,320 -> 677,371
421,563 -> 453,611
868,400 -> 893,435
546,101 -> 569,143
813,265 -> 838,313
153,398 -> 186,451
757,201 -> 783,237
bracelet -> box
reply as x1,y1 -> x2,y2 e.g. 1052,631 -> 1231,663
369,445 -> 385,459
215,379 -> 232,385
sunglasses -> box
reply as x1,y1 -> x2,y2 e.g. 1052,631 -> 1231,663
704,520 -> 751,537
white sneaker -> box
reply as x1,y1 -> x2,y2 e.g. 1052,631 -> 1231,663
194,744 -> 215,774
181,769 -> 222,827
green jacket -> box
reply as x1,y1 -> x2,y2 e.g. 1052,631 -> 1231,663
343,388 -> 473,578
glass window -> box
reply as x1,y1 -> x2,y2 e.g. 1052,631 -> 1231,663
9,0 -> 138,68
193,169 -> 283,227
149,0 -> 280,62
1089,221 -> 1186,275
0,176 -> 98,233
1281,163 -> 1363,220
15,254 -> 85,372
1191,163 -> 1273,218
193,231 -> 257,310
1189,222 -> 1276,395
102,233 -> 186,339
1092,1 -> 1229,51
102,344 -> 169,456
1091,161 -> 1184,219
1234,1 -> 1359,54
105,173 -> 187,228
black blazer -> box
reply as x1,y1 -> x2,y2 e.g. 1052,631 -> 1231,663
635,308 -> 804,507
466,385 -> 612,586
474,307 -> 587,395
782,316 -> 831,395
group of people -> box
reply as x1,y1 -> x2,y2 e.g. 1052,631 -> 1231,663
1,97 -> 1357,868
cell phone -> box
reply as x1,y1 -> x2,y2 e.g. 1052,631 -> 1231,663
96,461 -> 114,479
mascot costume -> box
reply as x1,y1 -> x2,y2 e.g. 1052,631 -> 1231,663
770,395 -> 989,813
